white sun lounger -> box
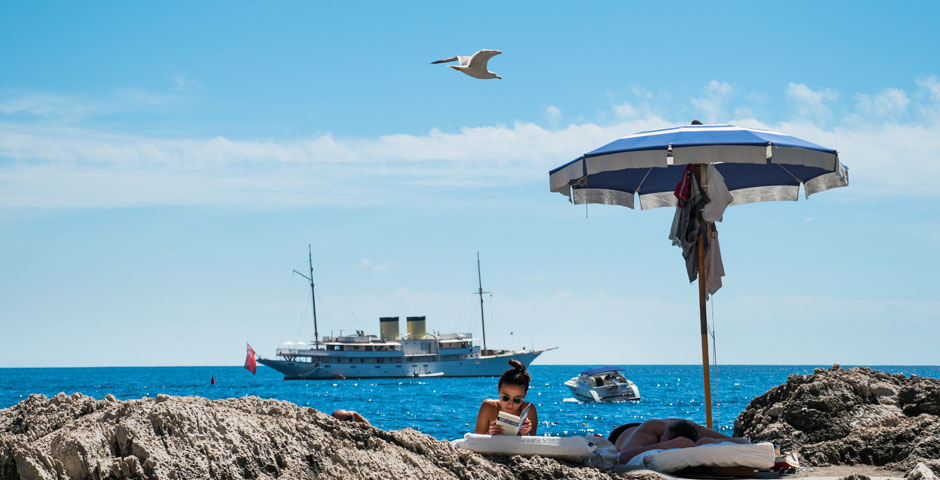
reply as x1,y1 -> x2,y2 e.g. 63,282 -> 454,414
451,433 -> 599,461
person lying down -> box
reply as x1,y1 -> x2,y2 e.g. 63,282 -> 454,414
610,418 -> 752,464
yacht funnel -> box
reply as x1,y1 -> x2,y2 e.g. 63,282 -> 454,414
406,316 -> 427,339
379,316 -> 400,341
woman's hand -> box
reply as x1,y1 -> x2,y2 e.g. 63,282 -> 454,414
519,417 -> 532,436
487,419 -> 503,435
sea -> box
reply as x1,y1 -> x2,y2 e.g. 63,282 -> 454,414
2,365 -> 938,442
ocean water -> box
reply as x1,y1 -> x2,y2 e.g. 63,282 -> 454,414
2,365 -> 938,442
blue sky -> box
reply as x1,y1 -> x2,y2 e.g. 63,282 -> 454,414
1,1 -> 938,367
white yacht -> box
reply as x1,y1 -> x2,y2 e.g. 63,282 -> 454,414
257,249 -> 553,380
564,366 -> 641,402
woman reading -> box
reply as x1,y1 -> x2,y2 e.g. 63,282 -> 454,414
474,359 -> 538,435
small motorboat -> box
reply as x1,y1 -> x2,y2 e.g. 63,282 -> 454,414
564,366 -> 641,402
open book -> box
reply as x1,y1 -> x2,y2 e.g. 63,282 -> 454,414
496,404 -> 531,436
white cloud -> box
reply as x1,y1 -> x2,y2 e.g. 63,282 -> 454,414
3,77 -> 940,208
613,101 -> 638,119
631,87 -> 653,99
0,92 -> 95,118
732,106 -> 755,120
775,119 -> 940,196
0,79 -> 200,120
3,110 -> 940,207
545,105 -> 562,124
0,118 -> 671,207
355,258 -> 391,272
913,76 -> 940,121
690,80 -> 733,123
855,88 -> 910,118
916,75 -> 940,103
786,82 -> 838,122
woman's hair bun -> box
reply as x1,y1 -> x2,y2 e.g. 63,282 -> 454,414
500,359 -> 531,390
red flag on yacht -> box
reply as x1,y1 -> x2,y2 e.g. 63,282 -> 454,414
244,343 -> 257,375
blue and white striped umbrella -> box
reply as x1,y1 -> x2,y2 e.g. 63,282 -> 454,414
548,123 -> 849,429
549,124 -> 849,209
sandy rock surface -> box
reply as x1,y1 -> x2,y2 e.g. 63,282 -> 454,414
1,392 -> 649,480
734,365 -> 940,476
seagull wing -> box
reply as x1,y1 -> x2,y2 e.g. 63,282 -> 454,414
467,49 -> 501,69
430,56 -> 459,64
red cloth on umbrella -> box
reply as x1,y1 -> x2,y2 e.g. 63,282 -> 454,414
674,164 -> 694,207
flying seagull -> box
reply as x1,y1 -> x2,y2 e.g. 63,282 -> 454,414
431,49 -> 502,79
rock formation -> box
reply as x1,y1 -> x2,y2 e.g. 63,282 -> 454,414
0,392 -> 647,480
734,365 -> 940,475
4,366 -> 938,479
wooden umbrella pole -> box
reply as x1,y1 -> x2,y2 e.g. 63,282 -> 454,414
697,232 -> 712,429
696,164 -> 713,429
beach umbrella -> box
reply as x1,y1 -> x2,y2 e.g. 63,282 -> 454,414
548,122 -> 848,428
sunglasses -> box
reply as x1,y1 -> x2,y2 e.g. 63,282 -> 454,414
499,393 -> 524,405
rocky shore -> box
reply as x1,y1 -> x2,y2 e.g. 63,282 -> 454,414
0,392 -> 642,480
735,365 -> 940,475
2,365 -> 937,479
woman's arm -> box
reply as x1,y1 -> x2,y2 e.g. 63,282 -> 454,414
474,400 -> 500,434
693,424 -> 751,444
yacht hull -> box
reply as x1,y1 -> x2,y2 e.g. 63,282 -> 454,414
259,349 -> 546,380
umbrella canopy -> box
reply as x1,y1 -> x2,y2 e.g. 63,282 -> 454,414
548,123 -> 848,428
550,124 -> 848,210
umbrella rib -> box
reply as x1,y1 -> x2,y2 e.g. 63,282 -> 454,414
635,167 -> 653,194
775,163 -> 804,184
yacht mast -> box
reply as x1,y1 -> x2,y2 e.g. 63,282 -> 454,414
476,252 -> 489,352
293,245 -> 320,348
